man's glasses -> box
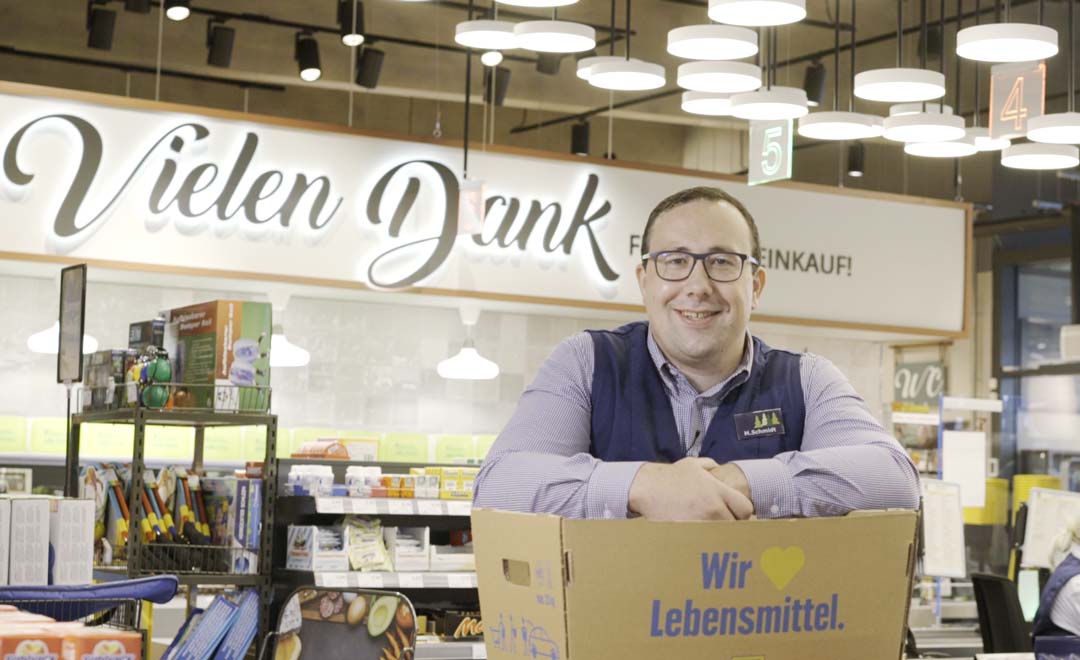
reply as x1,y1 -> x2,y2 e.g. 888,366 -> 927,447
642,250 -> 759,283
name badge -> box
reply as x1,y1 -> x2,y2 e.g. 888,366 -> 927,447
734,408 -> 785,440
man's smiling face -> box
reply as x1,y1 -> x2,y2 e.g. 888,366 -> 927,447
635,199 -> 765,377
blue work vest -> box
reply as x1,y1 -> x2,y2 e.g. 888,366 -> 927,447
1034,554 -> 1080,638
587,321 -> 805,463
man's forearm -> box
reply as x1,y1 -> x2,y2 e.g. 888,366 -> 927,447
474,450 -> 644,519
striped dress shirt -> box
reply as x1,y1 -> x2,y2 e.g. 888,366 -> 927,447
473,329 -> 920,519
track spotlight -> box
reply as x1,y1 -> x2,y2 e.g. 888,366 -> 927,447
86,3 -> 116,51
484,66 -> 511,106
481,50 -> 503,66
536,53 -> 562,75
847,143 -> 865,178
571,121 -> 590,156
295,32 -> 321,82
802,60 -> 826,108
206,19 -> 234,68
355,47 -> 384,88
124,0 -> 150,13
164,0 -> 190,21
338,0 -> 365,47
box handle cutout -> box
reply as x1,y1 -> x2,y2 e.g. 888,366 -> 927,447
502,559 -> 531,586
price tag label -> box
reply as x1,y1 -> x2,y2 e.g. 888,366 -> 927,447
447,501 -> 472,517
472,643 -> 486,659
355,573 -> 384,588
398,573 -> 425,589
448,573 -> 475,589
316,498 -> 345,514
317,572 -> 348,588
417,501 -> 443,516
748,119 -> 793,186
347,499 -> 377,515
990,61 -> 1046,139
388,500 -> 414,515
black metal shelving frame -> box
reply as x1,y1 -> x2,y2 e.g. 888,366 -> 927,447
66,407 -> 278,640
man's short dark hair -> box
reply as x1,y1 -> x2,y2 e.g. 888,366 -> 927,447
641,186 -> 761,264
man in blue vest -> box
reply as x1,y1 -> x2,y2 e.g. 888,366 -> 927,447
1033,517 -> 1080,656
473,186 -> 920,520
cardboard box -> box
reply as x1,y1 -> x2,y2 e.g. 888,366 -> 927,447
128,318 -> 165,352
286,525 -> 348,571
7,498 -> 50,586
48,498 -> 95,585
201,478 -> 261,574
62,628 -> 141,660
166,300 -> 271,412
384,526 -> 430,571
0,628 -> 64,660
473,509 -> 917,660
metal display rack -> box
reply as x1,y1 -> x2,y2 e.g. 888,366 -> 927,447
65,407 -> 278,640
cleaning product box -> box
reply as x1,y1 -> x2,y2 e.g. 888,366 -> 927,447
201,477 -> 261,574
473,509 -> 917,660
48,498 -> 95,585
166,300 -> 271,412
7,498 -> 50,586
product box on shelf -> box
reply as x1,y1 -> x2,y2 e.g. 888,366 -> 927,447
383,526 -> 429,572
48,498 -> 95,585
165,299 -> 271,412
0,627 -> 63,660
434,468 -> 478,500
82,349 -> 137,411
201,477 -> 261,574
286,525 -> 349,571
7,497 -> 50,586
473,509 -> 918,660
128,318 -> 165,352
62,628 -> 141,660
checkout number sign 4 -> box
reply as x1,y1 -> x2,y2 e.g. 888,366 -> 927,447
990,61 -> 1046,139
748,119 -> 793,186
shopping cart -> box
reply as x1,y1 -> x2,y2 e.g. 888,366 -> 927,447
0,575 -> 179,660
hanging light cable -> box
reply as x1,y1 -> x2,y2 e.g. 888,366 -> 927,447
856,0 -> 946,102
730,24 -> 807,119
590,0 -> 665,90
1027,0 -> 1080,143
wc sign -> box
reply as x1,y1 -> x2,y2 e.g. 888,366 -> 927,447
893,361 -> 946,407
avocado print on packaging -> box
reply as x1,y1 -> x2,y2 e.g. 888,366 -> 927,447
276,588 -> 417,660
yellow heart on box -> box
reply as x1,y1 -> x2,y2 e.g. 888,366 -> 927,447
761,546 -> 805,590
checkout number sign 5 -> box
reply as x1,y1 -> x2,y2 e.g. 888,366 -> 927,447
748,119 -> 792,186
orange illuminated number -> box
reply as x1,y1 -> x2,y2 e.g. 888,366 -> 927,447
1000,76 -> 1029,131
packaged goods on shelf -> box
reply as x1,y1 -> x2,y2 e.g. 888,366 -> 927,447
384,527 -> 430,572
345,467 -> 382,498
287,525 -> 348,571
82,349 -> 137,411
0,626 -> 63,660
291,440 -> 349,461
285,466 -> 335,496
48,498 -> 94,585
202,477 -> 262,574
344,517 -> 392,572
128,318 -> 165,351
165,299 -> 272,412
62,627 -> 141,660
340,436 -> 380,461
7,497 -> 50,586
408,470 -> 441,499
0,499 -> 9,585
427,468 -> 478,500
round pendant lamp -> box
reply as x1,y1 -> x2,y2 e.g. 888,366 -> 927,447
667,25 -> 758,60
883,111 -> 966,142
455,20 -> 516,50
677,61 -> 761,93
577,55 -> 624,80
956,23 -> 1058,62
729,86 -> 808,120
1027,0 -> 1080,144
967,127 -> 1011,151
497,0 -> 577,7
707,0 -> 807,27
855,68 -> 946,102
514,21 -> 595,53
1001,143 -> 1080,169
904,134 -> 978,157
590,59 -> 666,90
681,91 -> 734,115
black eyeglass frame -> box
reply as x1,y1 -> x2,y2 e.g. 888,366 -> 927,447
641,250 -> 760,283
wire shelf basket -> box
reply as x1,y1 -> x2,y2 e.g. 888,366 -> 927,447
133,543 -> 259,576
77,382 -> 271,414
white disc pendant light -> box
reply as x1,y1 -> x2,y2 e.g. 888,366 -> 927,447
1002,143 -> 1080,169
855,68 -> 946,102
798,112 -> 883,140
677,61 -> 761,93
497,0 -> 577,7
681,91 -> 733,115
956,23 -> 1058,62
904,134 -> 978,158
707,0 -> 806,27
514,21 -> 595,53
883,110 -> 965,142
967,127 -> 1011,151
667,25 -> 758,60
590,59 -> 665,90
1027,112 -> 1080,144
577,55 -> 623,80
730,86 -> 808,120
455,20 -> 516,50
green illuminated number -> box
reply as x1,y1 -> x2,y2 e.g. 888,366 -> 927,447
1000,76 -> 1029,131
761,126 -> 784,176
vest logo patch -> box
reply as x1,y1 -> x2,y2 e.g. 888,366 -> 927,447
735,408 -> 785,439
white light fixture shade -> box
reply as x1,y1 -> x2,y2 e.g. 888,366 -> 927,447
437,345 -> 500,380
677,61 -> 761,93
667,25 -> 758,60
300,67 -> 321,82
455,20 -> 517,50
1027,112 -> 1080,144
577,55 -> 624,80
729,86 -> 808,120
26,321 -> 98,355
967,127 -> 1012,151
514,21 -> 595,53
342,34 -> 365,47
1001,143 -> 1080,169
681,91 -> 733,115
589,59 -> 666,91
903,135 -> 978,158
889,102 -> 953,116
797,111 -> 884,140
165,2 -> 190,21
270,331 -> 311,368
481,50 -> 504,66
854,68 -> 946,103
497,0 -> 577,7
956,23 -> 1058,62
707,0 -> 807,26
882,112 -> 965,142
